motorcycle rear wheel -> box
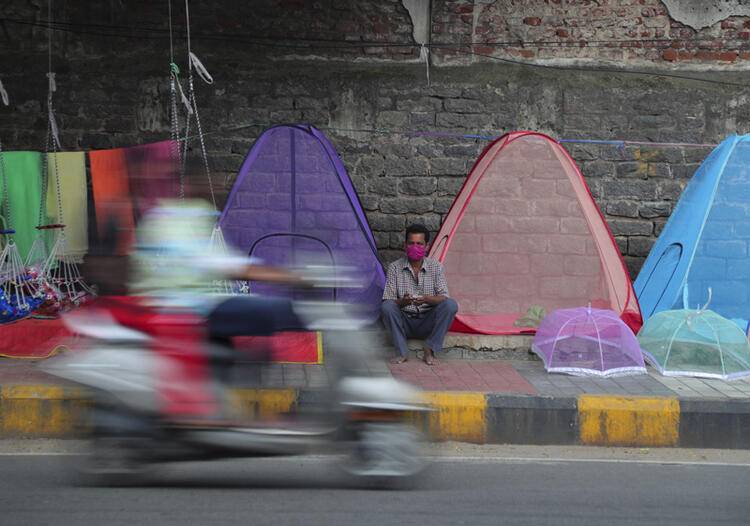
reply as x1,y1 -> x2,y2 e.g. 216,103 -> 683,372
342,423 -> 426,488
76,435 -> 152,487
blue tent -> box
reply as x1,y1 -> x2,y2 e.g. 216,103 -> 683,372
635,135 -> 750,330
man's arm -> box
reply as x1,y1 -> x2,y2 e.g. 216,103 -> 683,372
414,262 -> 449,306
232,265 -> 309,286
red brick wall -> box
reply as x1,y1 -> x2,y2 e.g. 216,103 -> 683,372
7,1 -> 748,66
435,0 -> 750,65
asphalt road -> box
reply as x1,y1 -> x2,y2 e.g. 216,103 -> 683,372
1,445 -> 749,526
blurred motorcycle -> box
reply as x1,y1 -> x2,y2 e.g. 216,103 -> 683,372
42,278 -> 430,487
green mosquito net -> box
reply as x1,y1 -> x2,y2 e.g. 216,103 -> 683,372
638,307 -> 750,380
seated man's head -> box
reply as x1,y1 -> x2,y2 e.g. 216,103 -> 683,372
404,223 -> 430,262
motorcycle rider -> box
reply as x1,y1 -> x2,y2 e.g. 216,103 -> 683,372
129,198 -> 307,345
84,198 -> 310,422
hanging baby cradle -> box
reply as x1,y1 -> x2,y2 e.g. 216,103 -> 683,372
0,139 -> 44,322
175,0 -> 242,295
26,0 -> 95,317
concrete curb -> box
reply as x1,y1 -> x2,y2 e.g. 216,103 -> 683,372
3,386 -> 750,449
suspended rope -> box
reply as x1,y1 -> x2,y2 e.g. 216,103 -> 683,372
420,44 -> 430,87
28,0 -> 94,318
0,79 -> 8,107
182,0 -> 216,209
167,0 -> 185,199
29,0 -> 58,274
181,0 -> 241,294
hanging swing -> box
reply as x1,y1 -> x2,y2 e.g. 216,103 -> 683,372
0,138 -> 44,323
27,0 -> 95,318
177,0 -> 243,295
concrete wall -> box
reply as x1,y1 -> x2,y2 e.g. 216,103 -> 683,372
2,1 -> 750,275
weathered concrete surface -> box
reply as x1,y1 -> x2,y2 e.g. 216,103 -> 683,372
663,0 -> 750,31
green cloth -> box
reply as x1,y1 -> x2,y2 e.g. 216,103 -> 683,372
0,152 -> 47,261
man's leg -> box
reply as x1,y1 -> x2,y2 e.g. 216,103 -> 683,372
381,300 -> 411,360
423,298 -> 459,361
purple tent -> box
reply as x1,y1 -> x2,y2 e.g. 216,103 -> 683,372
219,124 -> 385,321
531,306 -> 647,377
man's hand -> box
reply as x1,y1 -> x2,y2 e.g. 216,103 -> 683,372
414,295 -> 447,306
397,294 -> 414,308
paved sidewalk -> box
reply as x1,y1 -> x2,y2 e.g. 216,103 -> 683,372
4,353 -> 750,400
388,360 -> 536,394
3,351 -> 750,448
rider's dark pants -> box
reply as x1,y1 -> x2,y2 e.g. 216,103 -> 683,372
206,296 -> 303,376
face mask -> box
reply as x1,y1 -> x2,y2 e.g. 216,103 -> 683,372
406,244 -> 426,262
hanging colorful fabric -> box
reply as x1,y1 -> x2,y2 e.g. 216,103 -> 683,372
124,140 -> 180,219
0,152 -> 45,262
89,148 -> 136,254
45,152 -> 88,260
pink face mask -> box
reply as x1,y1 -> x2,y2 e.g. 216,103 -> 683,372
406,244 -> 426,262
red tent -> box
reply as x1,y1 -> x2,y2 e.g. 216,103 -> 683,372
429,131 -> 642,335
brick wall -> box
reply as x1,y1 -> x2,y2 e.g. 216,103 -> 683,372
2,0 -> 750,277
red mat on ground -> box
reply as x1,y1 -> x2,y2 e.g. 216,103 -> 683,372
0,318 -> 323,364
234,332 -> 323,364
0,318 -> 73,359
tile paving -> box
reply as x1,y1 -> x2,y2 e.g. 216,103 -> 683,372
3,352 -> 750,402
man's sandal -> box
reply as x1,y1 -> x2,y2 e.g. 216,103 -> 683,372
391,356 -> 409,364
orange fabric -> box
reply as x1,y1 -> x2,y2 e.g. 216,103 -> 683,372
89,149 -> 135,254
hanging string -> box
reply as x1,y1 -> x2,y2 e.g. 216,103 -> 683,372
167,0 -> 185,199
0,136 -> 10,228
45,0 -> 61,151
38,0 -> 54,229
168,0 -> 175,65
189,52 -> 213,84
0,82 -> 8,223
46,0 -> 62,224
183,0 -> 217,210
420,44 -> 430,87
0,80 -> 8,107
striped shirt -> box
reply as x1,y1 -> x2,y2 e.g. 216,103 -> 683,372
382,257 -> 450,315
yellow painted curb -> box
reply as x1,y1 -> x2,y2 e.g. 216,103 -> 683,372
0,386 -> 298,437
229,388 -> 298,420
578,395 -> 679,447
0,385 -> 88,437
420,392 -> 487,444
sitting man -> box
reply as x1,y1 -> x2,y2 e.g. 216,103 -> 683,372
381,224 -> 458,365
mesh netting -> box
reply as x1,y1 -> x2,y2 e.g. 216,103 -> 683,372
635,136 -> 750,329
684,140 -> 750,323
638,308 -> 750,380
430,132 -> 641,335
532,307 -> 646,377
219,125 -> 384,321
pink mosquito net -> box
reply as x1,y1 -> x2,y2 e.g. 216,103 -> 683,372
532,306 -> 646,377
429,131 -> 642,335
